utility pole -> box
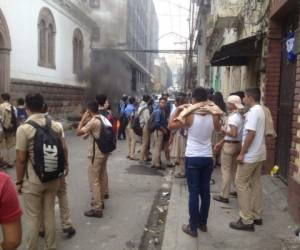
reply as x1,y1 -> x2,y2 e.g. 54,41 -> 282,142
197,0 -> 211,88
185,0 -> 193,93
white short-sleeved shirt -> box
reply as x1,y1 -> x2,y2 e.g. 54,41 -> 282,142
225,112 -> 243,142
243,105 -> 266,163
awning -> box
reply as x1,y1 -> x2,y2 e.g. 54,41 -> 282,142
210,35 -> 263,66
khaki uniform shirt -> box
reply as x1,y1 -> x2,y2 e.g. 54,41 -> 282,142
82,115 -> 107,159
0,102 -> 15,127
16,113 -> 63,184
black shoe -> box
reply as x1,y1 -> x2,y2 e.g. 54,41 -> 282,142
167,163 -> 175,168
198,224 -> 207,232
104,194 -> 109,199
295,228 -> 300,237
39,231 -> 45,238
101,202 -> 105,210
254,219 -> 263,226
230,191 -> 238,198
213,195 -> 229,204
84,209 -> 103,218
63,227 -> 76,238
182,224 -> 198,238
229,218 -> 255,232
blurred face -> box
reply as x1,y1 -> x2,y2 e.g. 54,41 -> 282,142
191,98 -> 197,104
104,100 -> 109,109
159,99 -> 167,109
243,94 -> 252,107
226,102 -> 235,111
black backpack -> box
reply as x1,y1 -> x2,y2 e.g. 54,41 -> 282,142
132,107 -> 147,136
148,112 -> 157,133
3,106 -> 17,134
93,116 -> 116,156
26,118 -> 65,183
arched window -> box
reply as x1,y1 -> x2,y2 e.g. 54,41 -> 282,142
73,28 -> 84,74
38,8 -> 56,68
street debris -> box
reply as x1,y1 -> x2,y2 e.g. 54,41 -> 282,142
162,192 -> 170,197
139,187 -> 171,250
156,206 -> 164,213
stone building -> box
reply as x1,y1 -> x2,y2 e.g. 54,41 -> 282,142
205,0 -> 269,97
204,0 -> 300,225
153,57 -> 173,93
0,0 -> 97,117
264,0 -> 300,223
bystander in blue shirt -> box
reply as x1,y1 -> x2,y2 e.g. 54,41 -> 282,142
154,108 -> 167,130
124,104 -> 135,119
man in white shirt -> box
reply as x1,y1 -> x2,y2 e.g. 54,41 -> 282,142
230,88 -> 266,232
213,95 -> 244,204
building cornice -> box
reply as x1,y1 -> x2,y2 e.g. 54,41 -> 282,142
43,0 -> 98,30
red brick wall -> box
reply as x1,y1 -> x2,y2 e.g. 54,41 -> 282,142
10,80 -> 85,119
266,0 -> 300,223
288,8 -> 300,223
264,19 -> 282,174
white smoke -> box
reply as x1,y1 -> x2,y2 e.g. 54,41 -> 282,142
91,0 -> 127,48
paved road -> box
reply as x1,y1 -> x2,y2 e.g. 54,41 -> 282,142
8,132 -> 165,250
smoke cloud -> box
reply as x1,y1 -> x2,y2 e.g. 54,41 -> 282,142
80,0 -> 132,112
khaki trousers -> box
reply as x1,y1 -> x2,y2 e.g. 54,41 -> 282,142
22,179 -> 60,250
0,135 -> 16,165
57,177 -> 72,229
125,125 -> 136,158
235,161 -> 264,224
140,126 -> 150,161
151,130 -> 164,167
40,177 -> 72,232
220,142 -> 241,198
88,155 -> 109,210
103,164 -> 109,196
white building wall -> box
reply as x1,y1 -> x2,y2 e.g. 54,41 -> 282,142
0,0 -> 92,86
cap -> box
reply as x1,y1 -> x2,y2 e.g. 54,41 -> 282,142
227,95 -> 244,109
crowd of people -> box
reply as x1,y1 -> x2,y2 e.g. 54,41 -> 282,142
0,86 -> 276,249
118,87 -> 275,237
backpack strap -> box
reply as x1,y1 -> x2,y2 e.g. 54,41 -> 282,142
26,120 -> 40,129
26,117 -> 52,131
91,116 -> 102,164
138,107 -> 148,117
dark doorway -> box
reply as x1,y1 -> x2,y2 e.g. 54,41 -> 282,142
276,11 -> 298,180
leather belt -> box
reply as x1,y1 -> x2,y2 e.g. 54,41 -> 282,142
224,140 -> 240,144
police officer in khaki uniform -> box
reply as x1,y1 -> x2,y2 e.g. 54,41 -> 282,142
15,93 -> 67,250
213,95 -> 244,204
77,101 -> 110,218
0,93 -> 17,168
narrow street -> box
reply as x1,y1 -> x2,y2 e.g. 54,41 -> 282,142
7,132 -> 165,250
